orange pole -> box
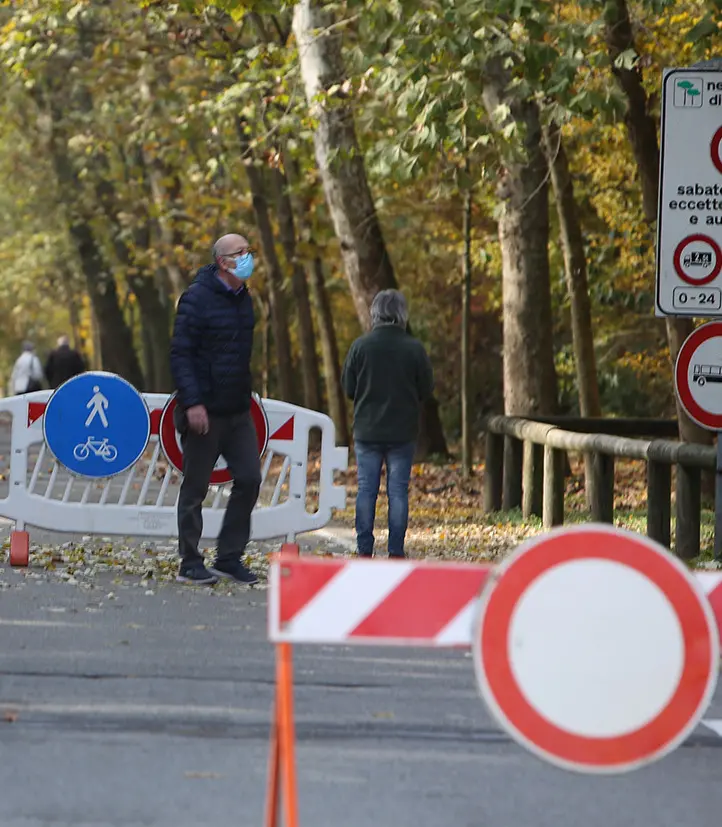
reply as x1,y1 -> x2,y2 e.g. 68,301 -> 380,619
277,642 -> 299,827
263,689 -> 281,827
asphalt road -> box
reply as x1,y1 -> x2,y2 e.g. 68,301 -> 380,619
3,419 -> 722,825
1,564 -> 722,827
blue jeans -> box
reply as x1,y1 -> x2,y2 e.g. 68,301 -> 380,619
354,440 -> 416,557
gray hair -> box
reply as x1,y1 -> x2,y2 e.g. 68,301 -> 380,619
22,340 -> 34,352
370,289 -> 409,328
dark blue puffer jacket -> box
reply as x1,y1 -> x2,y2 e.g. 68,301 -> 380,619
170,264 -> 255,415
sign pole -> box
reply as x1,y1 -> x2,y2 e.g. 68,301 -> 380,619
714,431 -> 722,563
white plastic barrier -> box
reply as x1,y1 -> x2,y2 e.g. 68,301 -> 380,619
0,391 -> 347,544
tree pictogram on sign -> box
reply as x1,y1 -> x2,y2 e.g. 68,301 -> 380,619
673,234 -> 722,285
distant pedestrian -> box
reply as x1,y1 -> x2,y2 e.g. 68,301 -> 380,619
44,335 -> 85,389
170,232 -> 261,586
341,289 -> 435,559
9,341 -> 44,395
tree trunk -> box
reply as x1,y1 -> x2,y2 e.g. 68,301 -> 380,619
281,148 -> 349,442
293,0 -> 448,455
71,222 -> 144,386
127,276 -> 173,392
461,170 -> 473,476
237,124 -> 296,403
543,122 -> 601,417
91,154 -> 176,393
271,167 -> 322,410
293,0 -> 396,326
138,68 -> 187,299
143,158 -> 187,299
37,78 -> 143,385
59,266 -> 84,355
603,0 -> 711,446
310,256 -> 350,445
482,62 -> 558,416
260,289 -> 271,399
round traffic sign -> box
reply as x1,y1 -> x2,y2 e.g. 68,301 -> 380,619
711,125 -> 722,175
674,320 -> 722,430
473,525 -> 719,774
673,234 -> 722,285
159,393 -> 269,484
44,372 -> 150,479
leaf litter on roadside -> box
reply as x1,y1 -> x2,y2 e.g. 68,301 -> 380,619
2,453 -> 719,593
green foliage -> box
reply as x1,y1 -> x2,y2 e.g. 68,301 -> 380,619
0,0 -> 717,417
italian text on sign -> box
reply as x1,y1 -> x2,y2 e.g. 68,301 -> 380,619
657,70 -> 722,317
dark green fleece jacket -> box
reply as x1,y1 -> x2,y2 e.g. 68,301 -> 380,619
341,324 -> 434,443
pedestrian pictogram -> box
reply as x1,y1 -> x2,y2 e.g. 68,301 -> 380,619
158,392 -> 269,484
673,234 -> 722,285
673,77 -> 702,107
85,385 -> 109,428
472,525 -> 719,774
675,320 -> 722,430
43,372 -> 150,478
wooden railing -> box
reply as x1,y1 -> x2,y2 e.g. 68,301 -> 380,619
481,415 -> 719,560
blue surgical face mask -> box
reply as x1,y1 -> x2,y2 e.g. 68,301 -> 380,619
229,252 -> 254,281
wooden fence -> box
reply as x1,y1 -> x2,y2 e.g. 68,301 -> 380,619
481,415 -> 719,560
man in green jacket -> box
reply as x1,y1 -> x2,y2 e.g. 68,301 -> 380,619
341,289 -> 435,559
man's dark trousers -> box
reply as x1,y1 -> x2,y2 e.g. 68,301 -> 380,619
177,411 -> 261,566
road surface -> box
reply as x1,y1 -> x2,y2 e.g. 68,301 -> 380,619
1,563 -> 721,827
2,418 -> 722,825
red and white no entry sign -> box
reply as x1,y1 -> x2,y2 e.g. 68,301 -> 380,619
473,525 -> 719,774
159,393 -> 269,484
674,320 -> 722,431
673,234 -> 722,285
711,126 -> 722,175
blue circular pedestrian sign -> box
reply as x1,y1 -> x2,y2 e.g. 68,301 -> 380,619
43,372 -> 151,478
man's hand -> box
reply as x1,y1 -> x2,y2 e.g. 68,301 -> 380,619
186,404 -> 209,435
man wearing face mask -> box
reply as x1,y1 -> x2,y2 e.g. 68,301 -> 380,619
170,233 -> 262,585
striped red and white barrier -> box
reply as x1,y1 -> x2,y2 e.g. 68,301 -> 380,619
268,555 -> 722,647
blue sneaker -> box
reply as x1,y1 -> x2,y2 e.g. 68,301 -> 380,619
210,560 -> 259,585
177,563 -> 219,585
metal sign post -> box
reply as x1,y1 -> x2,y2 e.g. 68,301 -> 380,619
717,439 -> 722,562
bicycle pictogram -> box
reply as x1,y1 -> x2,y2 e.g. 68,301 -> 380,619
73,436 -> 118,463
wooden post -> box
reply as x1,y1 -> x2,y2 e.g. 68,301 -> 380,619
543,445 -> 565,529
483,431 -> 504,513
647,460 -> 671,548
502,435 -> 523,511
522,441 -> 544,518
675,463 -> 701,560
589,452 -> 614,523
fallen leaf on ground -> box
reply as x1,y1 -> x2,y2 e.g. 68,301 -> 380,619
184,771 -> 224,779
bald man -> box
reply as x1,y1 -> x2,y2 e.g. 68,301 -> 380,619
170,233 -> 261,585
